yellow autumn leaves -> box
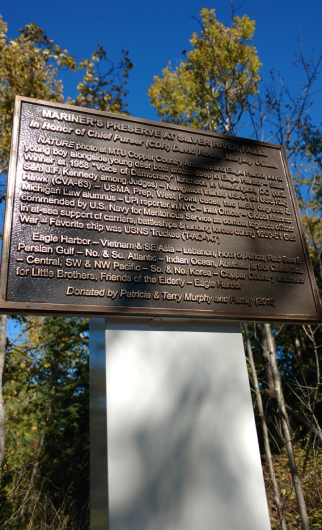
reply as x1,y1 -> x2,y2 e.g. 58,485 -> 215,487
148,8 -> 262,134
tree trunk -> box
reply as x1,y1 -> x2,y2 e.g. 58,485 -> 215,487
257,323 -> 275,397
0,313 -> 7,467
243,323 -> 287,530
263,323 -> 310,530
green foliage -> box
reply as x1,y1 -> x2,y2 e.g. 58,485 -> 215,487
263,439 -> 322,529
148,8 -> 262,133
291,125 -> 322,288
0,15 -> 133,175
0,316 -> 89,529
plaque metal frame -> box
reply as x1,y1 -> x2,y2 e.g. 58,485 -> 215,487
0,96 -> 321,323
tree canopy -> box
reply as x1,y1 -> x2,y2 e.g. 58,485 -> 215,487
0,15 -> 133,175
148,8 -> 262,134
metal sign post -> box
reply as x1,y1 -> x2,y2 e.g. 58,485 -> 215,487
89,319 -> 109,529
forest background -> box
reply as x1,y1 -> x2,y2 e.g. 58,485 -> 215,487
1,1 -> 322,529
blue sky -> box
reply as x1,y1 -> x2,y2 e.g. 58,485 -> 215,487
2,0 -> 322,130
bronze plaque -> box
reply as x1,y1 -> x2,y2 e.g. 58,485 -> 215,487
0,96 -> 321,322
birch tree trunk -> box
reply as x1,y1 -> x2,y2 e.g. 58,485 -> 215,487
243,323 -> 287,530
263,323 -> 310,530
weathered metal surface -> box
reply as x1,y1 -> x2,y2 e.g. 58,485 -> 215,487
0,96 -> 321,322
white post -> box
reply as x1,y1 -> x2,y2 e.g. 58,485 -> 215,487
90,318 -> 272,530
